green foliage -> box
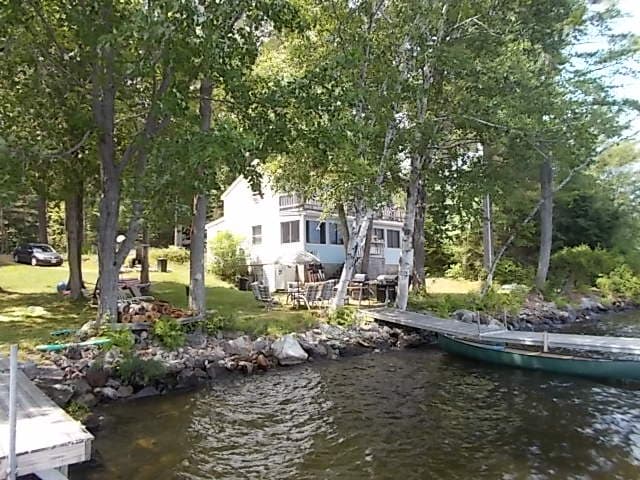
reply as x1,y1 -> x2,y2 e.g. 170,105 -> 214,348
327,307 -> 357,327
409,287 -> 527,318
117,356 -> 166,388
550,245 -> 622,288
102,327 -> 135,354
153,317 -> 186,350
596,265 -> 640,300
208,231 -> 247,282
493,259 -> 534,286
149,246 -> 190,264
200,310 -> 233,335
65,401 -> 91,422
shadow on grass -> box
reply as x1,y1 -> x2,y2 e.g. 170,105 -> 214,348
0,289 -> 94,350
0,280 -> 319,351
152,281 -> 319,336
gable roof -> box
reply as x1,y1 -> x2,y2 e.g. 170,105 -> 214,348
220,176 -> 249,200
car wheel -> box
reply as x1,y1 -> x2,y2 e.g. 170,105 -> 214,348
31,257 -> 38,266
13,254 -> 19,263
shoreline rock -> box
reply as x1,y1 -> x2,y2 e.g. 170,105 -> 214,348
451,296 -> 638,332
22,316 -> 434,419
19,295 -> 638,421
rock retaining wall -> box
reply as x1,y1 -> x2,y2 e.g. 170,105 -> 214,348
21,319 -> 434,416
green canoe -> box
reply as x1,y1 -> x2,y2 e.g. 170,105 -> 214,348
438,334 -> 640,381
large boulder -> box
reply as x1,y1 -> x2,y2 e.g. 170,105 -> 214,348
72,377 -> 92,396
75,392 -> 98,408
271,335 -> 308,366
39,383 -> 74,407
132,386 -> 160,399
452,309 -> 477,324
222,336 -> 253,357
95,386 -> 119,401
579,297 -> 606,312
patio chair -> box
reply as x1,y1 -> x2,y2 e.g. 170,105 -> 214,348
318,280 -> 337,308
251,282 -> 277,310
286,281 -> 302,304
293,282 -> 321,310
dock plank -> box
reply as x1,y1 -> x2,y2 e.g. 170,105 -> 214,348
0,367 -> 93,477
365,307 -> 640,355
365,307 -> 502,337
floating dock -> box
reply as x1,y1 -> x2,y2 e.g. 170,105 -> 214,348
0,359 -> 93,479
365,307 -> 640,355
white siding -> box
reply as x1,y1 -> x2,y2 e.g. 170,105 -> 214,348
207,176 -> 406,285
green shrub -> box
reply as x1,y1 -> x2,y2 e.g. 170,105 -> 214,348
102,327 -> 135,353
208,231 -> 247,281
149,246 -> 190,264
596,265 -> 640,300
480,287 -> 528,315
408,288 -> 527,318
550,245 -> 622,289
200,311 -> 233,335
65,401 -> 91,422
153,317 -> 186,349
327,307 -> 357,327
493,258 -> 534,286
444,262 -> 482,281
117,356 -> 166,387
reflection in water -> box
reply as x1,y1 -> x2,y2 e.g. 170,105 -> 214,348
75,313 -> 640,480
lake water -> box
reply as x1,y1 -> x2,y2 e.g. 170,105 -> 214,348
74,311 -> 640,480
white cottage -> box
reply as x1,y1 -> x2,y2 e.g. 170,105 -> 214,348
206,176 -> 405,291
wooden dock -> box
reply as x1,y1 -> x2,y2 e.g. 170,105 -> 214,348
366,307 -> 640,355
0,360 -> 93,479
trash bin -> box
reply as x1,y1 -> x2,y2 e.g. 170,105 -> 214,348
157,257 -> 168,273
237,276 -> 249,291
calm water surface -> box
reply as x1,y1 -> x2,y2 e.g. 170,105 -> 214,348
75,311 -> 640,480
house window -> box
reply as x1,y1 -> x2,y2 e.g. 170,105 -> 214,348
328,222 -> 344,245
306,220 -> 326,244
281,220 -> 300,243
373,228 -> 385,242
386,229 -> 400,248
252,225 -> 262,245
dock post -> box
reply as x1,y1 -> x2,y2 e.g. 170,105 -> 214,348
543,331 -> 549,353
8,344 -> 18,480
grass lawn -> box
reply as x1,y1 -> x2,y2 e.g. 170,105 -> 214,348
0,255 -> 316,354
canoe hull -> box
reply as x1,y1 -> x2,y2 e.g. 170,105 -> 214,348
439,334 -> 640,381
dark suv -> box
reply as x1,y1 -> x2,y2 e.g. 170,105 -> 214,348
12,243 -> 64,266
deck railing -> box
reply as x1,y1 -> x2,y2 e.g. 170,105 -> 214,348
279,194 -> 405,222
370,241 -> 384,257
279,194 -> 323,211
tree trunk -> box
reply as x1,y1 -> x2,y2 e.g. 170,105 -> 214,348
189,194 -> 207,315
140,224 -> 150,285
331,211 -> 372,309
65,185 -> 84,300
0,204 -> 6,253
337,203 -> 350,256
357,217 -> 374,274
189,77 -> 212,317
36,193 -> 48,244
535,158 -> 553,291
396,155 -> 425,310
481,143 -> 494,291
482,194 -> 494,271
411,176 -> 426,290
97,171 -> 120,325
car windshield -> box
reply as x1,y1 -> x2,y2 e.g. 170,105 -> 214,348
32,245 -> 54,253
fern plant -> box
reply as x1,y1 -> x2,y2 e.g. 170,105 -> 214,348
153,317 -> 186,350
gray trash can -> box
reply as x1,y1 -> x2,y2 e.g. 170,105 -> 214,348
157,257 -> 168,273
